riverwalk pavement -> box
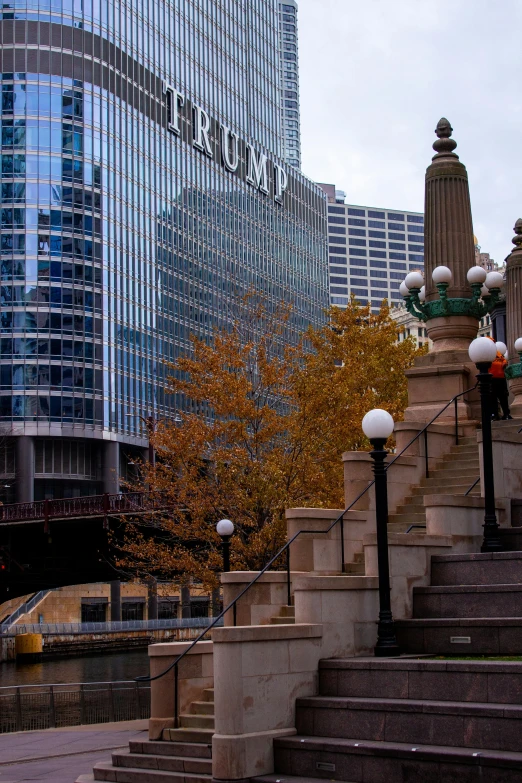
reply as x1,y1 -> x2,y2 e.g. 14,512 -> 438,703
0,719 -> 148,782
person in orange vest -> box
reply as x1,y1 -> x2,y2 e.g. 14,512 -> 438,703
488,337 -> 512,420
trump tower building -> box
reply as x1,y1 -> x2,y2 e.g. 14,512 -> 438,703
0,0 -> 328,502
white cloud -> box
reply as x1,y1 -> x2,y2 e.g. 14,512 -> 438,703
297,0 -> 522,262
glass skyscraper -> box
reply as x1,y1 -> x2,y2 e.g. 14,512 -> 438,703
0,0 -> 327,503
278,0 -> 301,168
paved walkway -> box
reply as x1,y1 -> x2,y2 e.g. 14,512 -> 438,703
0,719 -> 148,783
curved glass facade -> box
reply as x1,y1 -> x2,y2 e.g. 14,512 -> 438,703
0,0 -> 328,501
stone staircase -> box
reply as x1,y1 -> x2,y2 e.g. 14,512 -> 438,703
76,689 -> 215,783
255,656 -> 522,783
387,435 -> 480,533
269,604 -> 295,624
396,550 -> 522,655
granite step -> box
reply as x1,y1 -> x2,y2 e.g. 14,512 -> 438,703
179,714 -> 214,730
202,688 -> 214,702
163,728 -> 214,743
112,749 -> 212,774
387,513 -> 426,526
92,760 -> 211,782
395,617 -> 522,655
412,584 -> 522,619
344,563 -> 365,575
431,552 -> 522,586
129,741 -> 212,759
294,695 -> 522,752
271,735 -> 522,783
190,700 -> 214,715
410,482 -> 478,495
427,465 -> 480,478
318,658 -> 522,704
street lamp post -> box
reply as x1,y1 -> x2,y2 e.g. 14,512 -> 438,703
468,337 -> 503,553
362,409 -> 400,657
216,519 -> 234,573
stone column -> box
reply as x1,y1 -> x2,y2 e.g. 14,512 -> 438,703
103,440 -> 120,494
110,579 -> 122,621
15,436 -> 34,503
147,578 -> 158,620
505,219 -> 522,416
424,118 -> 478,349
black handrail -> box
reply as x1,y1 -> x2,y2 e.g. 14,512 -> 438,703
465,477 -> 480,496
136,382 -> 478,727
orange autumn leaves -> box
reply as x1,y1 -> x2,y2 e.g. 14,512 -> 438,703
117,299 -> 420,588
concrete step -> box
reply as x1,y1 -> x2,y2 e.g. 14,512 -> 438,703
353,551 -> 365,563
344,563 -> 365,575
93,760 -> 210,782
395,500 -> 425,515
269,616 -> 296,625
445,451 -> 480,461
387,513 -> 426,525
387,522 -> 426,534
318,658 -> 522,704
255,776 -> 341,783
180,714 -> 214,729
202,689 -> 214,702
294,695 -> 522,752
280,605 -> 296,617
429,465 -> 480,478
431,552 -> 522,586
271,734 -> 522,782
129,741 -> 212,759
75,777 -> 94,783
396,617 -> 522,655
112,749 -> 212,775
411,482 -> 476,495
413,584 -> 522,619
163,728 -> 214,744
191,700 -> 215,715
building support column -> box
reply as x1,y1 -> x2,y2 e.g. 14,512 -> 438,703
147,578 -> 158,620
181,584 -> 191,619
103,441 -> 120,494
110,579 -> 122,622
15,436 -> 34,503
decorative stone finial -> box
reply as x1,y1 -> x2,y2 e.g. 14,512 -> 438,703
513,218 -> 522,248
433,117 -> 457,154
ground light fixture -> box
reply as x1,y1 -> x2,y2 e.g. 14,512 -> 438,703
216,518 -> 234,573
361,408 -> 400,657
468,337 -> 502,552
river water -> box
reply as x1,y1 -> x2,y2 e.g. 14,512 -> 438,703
0,650 -> 150,687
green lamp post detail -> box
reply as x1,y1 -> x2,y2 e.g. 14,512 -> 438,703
402,265 -> 504,323
505,338 -> 522,381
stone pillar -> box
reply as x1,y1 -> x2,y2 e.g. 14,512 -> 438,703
110,580 -> 122,621
15,436 -> 34,503
505,219 -> 522,416
424,118 -> 478,349
103,440 -> 120,494
147,578 -> 158,620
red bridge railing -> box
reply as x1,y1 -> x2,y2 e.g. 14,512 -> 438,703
0,492 -> 159,525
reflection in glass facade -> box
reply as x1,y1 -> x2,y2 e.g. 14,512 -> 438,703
0,0 -> 328,502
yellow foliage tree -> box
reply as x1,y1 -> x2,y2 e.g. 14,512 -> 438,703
116,298 -> 421,588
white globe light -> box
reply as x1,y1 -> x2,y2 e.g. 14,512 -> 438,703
432,266 -> 453,285
467,266 -> 487,284
468,337 -> 497,365
362,409 -> 395,441
216,519 -> 234,537
485,271 -> 504,290
418,286 -> 426,303
495,341 -> 507,356
404,271 -> 424,290
399,281 -> 409,297
515,337 -> 522,352
480,285 -> 490,298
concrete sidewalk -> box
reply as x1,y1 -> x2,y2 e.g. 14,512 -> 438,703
0,719 -> 148,782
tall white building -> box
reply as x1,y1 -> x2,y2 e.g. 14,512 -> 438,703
318,185 -> 425,312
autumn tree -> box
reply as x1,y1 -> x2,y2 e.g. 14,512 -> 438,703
117,297 -> 420,588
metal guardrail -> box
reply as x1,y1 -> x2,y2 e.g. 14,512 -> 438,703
0,491 -> 161,525
0,589 -> 52,629
0,680 -> 150,734
0,617 -> 224,635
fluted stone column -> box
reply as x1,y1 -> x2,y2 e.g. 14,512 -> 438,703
424,118 -> 479,350
505,219 -> 522,417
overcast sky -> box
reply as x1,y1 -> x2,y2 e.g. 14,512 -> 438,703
297,0 -> 522,265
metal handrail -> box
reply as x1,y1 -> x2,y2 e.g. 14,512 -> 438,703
465,477 -> 480,496
136,382 -> 478,727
